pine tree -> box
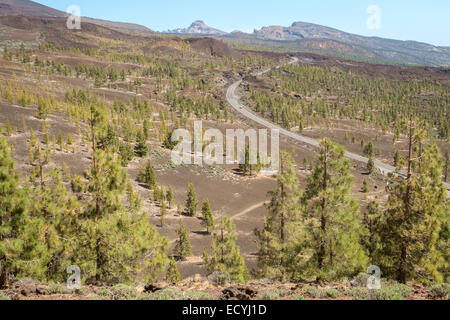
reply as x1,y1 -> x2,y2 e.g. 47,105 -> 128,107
118,142 -> 134,167
361,200 -> 382,261
126,181 -> 142,213
160,201 -> 167,226
5,119 -> 12,137
394,149 -> 403,171
143,119 -> 150,141
36,96 -> 49,120
25,168 -> 81,282
57,130 -> 64,151
137,161 -> 156,189
84,150 -> 127,218
203,217 -> 249,283
377,116 -> 448,284
364,141 -> 375,157
166,186 -> 174,209
78,148 -> 169,284
238,146 -> 261,176
166,257 -> 181,284
0,138 -> 28,288
362,179 -> 369,193
239,146 -> 251,176
301,138 -> 367,281
134,129 -> 148,158
201,199 -> 215,234
367,156 -> 375,174
255,152 -> 302,281
175,223 -> 191,260
185,183 -> 198,217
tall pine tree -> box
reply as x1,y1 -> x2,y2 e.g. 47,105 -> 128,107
201,199 -> 215,234
301,139 -> 367,281
203,217 -> 249,284
0,138 -> 28,288
255,152 -> 302,281
378,116 -> 447,284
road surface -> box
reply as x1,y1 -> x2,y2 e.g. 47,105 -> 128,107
226,57 -> 450,197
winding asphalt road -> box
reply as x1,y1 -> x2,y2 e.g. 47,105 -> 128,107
226,57 -> 450,197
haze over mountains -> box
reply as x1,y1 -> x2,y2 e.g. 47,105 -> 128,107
1,0 -> 449,67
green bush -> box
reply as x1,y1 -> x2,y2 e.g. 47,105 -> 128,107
430,284 -> 450,299
98,284 -> 139,300
0,292 -> 11,300
290,294 -> 305,300
347,282 -> 410,301
303,286 -> 327,299
208,271 -> 231,286
48,284 -> 70,294
185,291 -> 214,300
347,287 -> 375,300
376,283 -> 411,300
325,288 -> 341,298
257,289 -> 281,300
144,288 -> 185,300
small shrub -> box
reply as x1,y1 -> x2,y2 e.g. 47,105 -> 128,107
350,273 -> 371,287
185,291 -> 214,300
376,283 -> 411,300
98,284 -> 139,300
347,287 -> 375,300
258,289 -> 280,300
325,288 -> 341,298
290,294 -> 305,300
48,283 -> 70,294
208,271 -> 231,286
146,288 -> 185,300
303,286 -> 326,299
430,284 -> 450,299
75,287 -> 86,295
0,292 -> 11,300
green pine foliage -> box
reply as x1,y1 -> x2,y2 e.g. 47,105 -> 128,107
367,156 -> 375,174
238,146 -> 262,176
377,119 -> 448,284
361,201 -> 382,261
201,199 -> 215,234
76,149 -> 168,284
300,139 -> 367,281
166,186 -> 174,209
137,161 -> 156,189
0,138 -> 28,288
175,223 -> 191,261
166,257 -> 181,284
255,152 -> 302,281
134,129 -> 148,158
184,183 -> 198,217
203,217 -> 250,284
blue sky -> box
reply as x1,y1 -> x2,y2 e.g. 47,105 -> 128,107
35,0 -> 450,46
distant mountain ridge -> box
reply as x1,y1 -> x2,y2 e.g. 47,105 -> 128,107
0,0 -> 153,34
250,21 -> 450,66
169,20 -> 450,67
1,1 -> 449,67
168,20 -> 226,36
